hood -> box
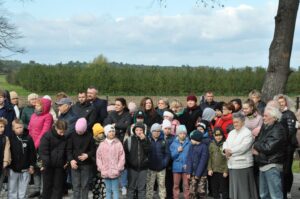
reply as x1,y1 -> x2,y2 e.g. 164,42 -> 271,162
221,113 -> 232,121
40,98 -> 52,115
202,108 -> 216,122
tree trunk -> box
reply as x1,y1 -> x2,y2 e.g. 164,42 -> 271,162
261,0 -> 299,102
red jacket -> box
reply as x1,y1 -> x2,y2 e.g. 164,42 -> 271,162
214,113 -> 233,138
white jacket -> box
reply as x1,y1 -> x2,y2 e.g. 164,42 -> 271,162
223,126 -> 254,169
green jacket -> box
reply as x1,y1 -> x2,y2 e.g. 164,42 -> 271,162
208,141 -> 228,173
20,106 -> 35,130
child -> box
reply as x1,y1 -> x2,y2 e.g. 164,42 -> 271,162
39,120 -> 68,199
67,118 -> 95,199
97,124 -> 125,199
162,119 -> 175,144
124,122 -> 150,199
146,123 -> 170,199
170,125 -> 191,199
207,128 -> 229,199
187,130 -> 209,199
8,119 -> 36,199
0,118 -> 11,195
196,121 -> 211,146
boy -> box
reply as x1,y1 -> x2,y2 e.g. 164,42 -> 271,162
0,89 -> 16,136
8,119 -> 36,199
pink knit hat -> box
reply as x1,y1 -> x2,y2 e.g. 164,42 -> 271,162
75,118 -> 87,135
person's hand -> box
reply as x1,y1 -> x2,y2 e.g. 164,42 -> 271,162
223,172 -> 228,178
78,153 -> 88,161
70,160 -> 78,169
178,146 -> 183,152
208,170 -> 213,176
138,133 -> 146,140
224,149 -> 232,159
28,166 -> 34,174
252,148 -> 259,155
40,167 -> 45,171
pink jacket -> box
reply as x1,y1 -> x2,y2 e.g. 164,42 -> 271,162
28,98 -> 53,149
96,138 -> 125,179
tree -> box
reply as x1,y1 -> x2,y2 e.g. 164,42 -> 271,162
261,0 -> 299,102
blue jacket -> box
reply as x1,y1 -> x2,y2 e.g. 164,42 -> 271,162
148,136 -> 171,171
186,143 -> 209,177
170,137 -> 191,173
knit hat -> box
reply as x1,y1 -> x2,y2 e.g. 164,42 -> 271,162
92,123 -> 104,137
104,124 -> 116,136
133,122 -> 145,134
28,93 -> 39,102
162,119 -> 172,129
187,95 -> 197,102
176,125 -> 187,135
190,130 -> 203,142
75,118 -> 87,135
150,123 -> 162,133
196,122 -> 207,132
163,111 -> 174,119
202,108 -> 216,122
10,91 -> 18,99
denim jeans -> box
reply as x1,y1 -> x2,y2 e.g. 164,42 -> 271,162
71,164 -> 91,199
8,169 -> 30,199
120,169 -> 128,187
104,178 -> 119,199
259,167 -> 283,199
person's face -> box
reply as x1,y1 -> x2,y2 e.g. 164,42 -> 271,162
163,115 -> 172,121
178,132 -> 186,141
163,127 -> 171,136
158,100 -> 167,110
29,98 -> 37,106
214,134 -> 223,142
58,104 -> 69,114
232,101 -> 240,111
78,93 -> 87,104
152,130 -> 161,139
191,139 -> 200,145
107,130 -> 116,140
0,123 -> 5,134
35,103 -> 43,112
135,127 -> 144,137
187,100 -> 196,108
171,105 -> 182,114
263,112 -> 276,125
115,100 -> 125,112
222,106 -> 232,116
145,99 -> 152,110
56,128 -> 65,136
278,98 -> 287,111
251,95 -> 260,104
13,123 -> 24,135
136,117 -> 144,123
87,88 -> 97,101
197,126 -> 205,133
11,97 -> 19,105
0,96 -> 5,105
233,118 -> 244,131
205,93 -> 214,103
242,103 -> 253,115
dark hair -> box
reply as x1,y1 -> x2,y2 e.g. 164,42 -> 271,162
78,91 -> 86,95
55,120 -> 68,130
0,89 -> 6,97
115,97 -> 129,112
140,97 -> 156,117
223,103 -> 235,112
243,99 -> 257,114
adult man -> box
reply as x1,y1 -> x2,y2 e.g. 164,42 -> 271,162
72,91 -> 97,131
87,87 -> 107,124
200,91 -> 218,111
10,91 -> 21,119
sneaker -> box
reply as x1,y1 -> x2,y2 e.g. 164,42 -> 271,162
287,192 -> 292,199
122,187 -> 127,195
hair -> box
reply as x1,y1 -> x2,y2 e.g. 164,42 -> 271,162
56,92 -> 68,100
223,102 -> 235,112
78,91 -> 86,95
273,94 -> 295,112
27,93 -> 39,102
158,97 -> 169,108
140,97 -> 156,117
170,100 -> 183,109
243,99 -> 257,114
264,106 -> 282,121
12,119 -> 23,127
87,86 -> 98,94
248,89 -> 261,99
0,118 -> 8,126
232,112 -> 246,122
0,89 -> 6,97
205,91 -> 214,96
55,120 -> 68,130
115,97 -> 129,112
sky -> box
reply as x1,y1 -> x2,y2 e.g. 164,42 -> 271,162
2,0 -> 300,68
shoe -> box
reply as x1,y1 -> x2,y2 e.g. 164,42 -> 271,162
122,187 -> 127,195
287,192 -> 292,199
28,191 -> 40,198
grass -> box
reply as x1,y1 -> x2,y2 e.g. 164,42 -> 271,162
0,74 -> 30,96
293,160 -> 300,173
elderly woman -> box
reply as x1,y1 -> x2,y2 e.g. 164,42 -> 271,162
253,106 -> 287,199
223,112 -> 258,199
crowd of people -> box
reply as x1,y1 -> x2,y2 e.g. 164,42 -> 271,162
0,87 -> 299,199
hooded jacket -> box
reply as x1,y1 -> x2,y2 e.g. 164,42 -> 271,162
170,137 -> 191,173
214,113 -> 233,138
28,98 -> 53,149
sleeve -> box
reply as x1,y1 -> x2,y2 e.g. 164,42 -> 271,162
99,100 -> 108,124
186,146 -> 193,174
115,113 -> 132,130
103,113 -> 112,126
35,115 -> 53,149
163,141 -> 171,168
66,135 -> 73,162
195,146 -> 209,177
39,133 -> 51,168
65,116 -> 78,138
87,109 -> 97,130
28,136 -> 37,167
20,109 -> 29,129
117,142 -> 125,171
87,136 -> 96,160
170,142 -> 180,160
207,144 -> 213,171
230,132 -> 254,156
3,137 -> 11,167
96,144 -> 103,172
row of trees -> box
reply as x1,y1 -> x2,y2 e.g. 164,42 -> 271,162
6,61 -> 300,96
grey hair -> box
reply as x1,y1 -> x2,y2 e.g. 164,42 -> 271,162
159,97 -> 169,106
232,112 -> 246,122
264,106 -> 282,121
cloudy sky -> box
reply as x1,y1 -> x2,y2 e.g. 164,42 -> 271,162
3,0 -> 300,68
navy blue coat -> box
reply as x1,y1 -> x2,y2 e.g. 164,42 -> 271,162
186,143 -> 209,177
90,98 -> 108,124
148,136 -> 171,171
0,100 -> 16,136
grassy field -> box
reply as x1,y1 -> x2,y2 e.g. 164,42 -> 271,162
0,74 -> 30,96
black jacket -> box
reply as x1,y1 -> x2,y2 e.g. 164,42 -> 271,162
72,102 -> 97,131
124,135 -> 151,171
0,100 -> 16,136
253,121 -> 287,166
90,98 -> 108,124
144,110 -> 162,128
179,106 -> 202,135
67,132 -> 95,165
281,110 -> 297,146
39,128 -> 68,168
200,100 -> 218,111
9,133 -> 36,172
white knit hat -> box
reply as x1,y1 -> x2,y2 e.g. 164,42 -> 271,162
163,111 -> 174,119
104,124 -> 116,136
162,119 -> 172,129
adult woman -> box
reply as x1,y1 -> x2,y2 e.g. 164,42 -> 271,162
156,97 -> 169,117
20,93 -> 39,130
253,106 -> 286,199
223,112 -> 258,199
104,97 -> 132,142
242,99 -> 263,137
214,103 -> 234,138
139,97 -> 162,128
